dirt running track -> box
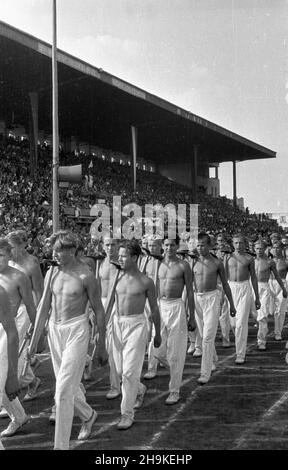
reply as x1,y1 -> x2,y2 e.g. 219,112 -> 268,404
2,316 -> 288,455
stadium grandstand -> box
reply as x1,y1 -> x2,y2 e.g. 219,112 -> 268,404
0,20 -> 282,253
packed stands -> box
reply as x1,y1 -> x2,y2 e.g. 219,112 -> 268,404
0,134 -> 282,255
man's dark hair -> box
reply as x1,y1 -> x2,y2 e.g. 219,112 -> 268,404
163,234 -> 180,245
75,237 -> 85,255
198,232 -> 211,245
216,232 -> 225,239
232,233 -> 245,242
50,230 -> 78,250
7,230 -> 28,246
119,239 -> 142,259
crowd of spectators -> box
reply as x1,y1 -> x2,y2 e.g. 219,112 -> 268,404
0,134 -> 282,256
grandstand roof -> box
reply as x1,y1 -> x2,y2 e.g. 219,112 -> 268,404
0,21 -> 276,165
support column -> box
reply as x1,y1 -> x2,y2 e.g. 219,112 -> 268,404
191,144 -> 198,204
233,160 -> 237,208
29,92 -> 39,172
215,166 -> 219,179
28,116 -> 35,177
131,125 -> 137,192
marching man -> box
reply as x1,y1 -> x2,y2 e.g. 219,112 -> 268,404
193,233 -> 236,384
0,283 -> 21,450
113,240 -> 161,430
44,231 -> 107,450
155,237 -> 196,404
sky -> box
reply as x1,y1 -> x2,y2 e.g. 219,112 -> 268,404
2,0 -> 288,214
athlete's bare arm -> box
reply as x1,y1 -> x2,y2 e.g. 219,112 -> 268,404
18,271 -> 37,325
145,277 -> 161,348
183,261 -> 196,330
249,258 -> 261,309
270,261 -> 288,297
0,286 -> 20,400
84,272 -> 108,365
217,261 -> 236,317
29,258 -> 44,306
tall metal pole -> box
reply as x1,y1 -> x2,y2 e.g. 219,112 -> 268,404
52,0 -> 60,232
192,144 -> 198,204
233,160 -> 237,208
131,126 -> 137,192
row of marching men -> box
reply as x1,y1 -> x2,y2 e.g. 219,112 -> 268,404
96,232 -> 288,410
1,229 -> 287,450
137,231 -> 288,381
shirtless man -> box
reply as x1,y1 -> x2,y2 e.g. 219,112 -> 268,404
254,240 -> 287,350
113,239 -> 161,430
98,237 -> 121,399
47,231 -> 107,450
138,236 -> 149,270
143,237 -> 162,380
0,285 -> 21,450
76,241 -> 96,273
49,238 -> 97,423
248,239 -> 256,256
265,232 -> 281,258
227,234 -> 260,364
155,237 -> 196,404
185,235 -> 202,356
6,230 -> 43,400
7,230 -> 44,306
216,233 -> 226,248
0,238 -> 35,438
281,236 -> 288,260
269,241 -> 288,341
193,233 -> 236,384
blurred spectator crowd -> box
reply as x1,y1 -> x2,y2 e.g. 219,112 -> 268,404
0,135 -> 282,258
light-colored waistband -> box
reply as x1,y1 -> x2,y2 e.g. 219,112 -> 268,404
51,313 -> 89,327
229,280 -> 250,285
195,289 -> 219,296
258,282 -> 269,286
159,297 -> 183,304
117,313 -> 146,321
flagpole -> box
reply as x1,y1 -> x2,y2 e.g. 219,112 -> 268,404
52,0 -> 60,232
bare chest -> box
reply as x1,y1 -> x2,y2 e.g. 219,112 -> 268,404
228,255 -> 250,270
116,277 -> 145,298
0,274 -> 19,298
275,259 -> 287,274
255,259 -> 270,277
159,264 -> 183,282
51,272 -> 85,298
100,262 -> 116,282
193,259 -> 218,277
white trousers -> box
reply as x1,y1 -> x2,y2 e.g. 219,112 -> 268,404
194,290 -> 220,380
15,305 -> 35,387
219,290 -> 231,343
182,288 -> 202,351
249,279 -> 257,321
256,282 -> 271,347
102,297 -> 121,393
154,298 -> 188,394
48,314 -> 93,450
112,314 -> 147,420
0,324 -> 26,427
144,301 -> 158,373
229,280 -> 252,360
270,279 -> 287,337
